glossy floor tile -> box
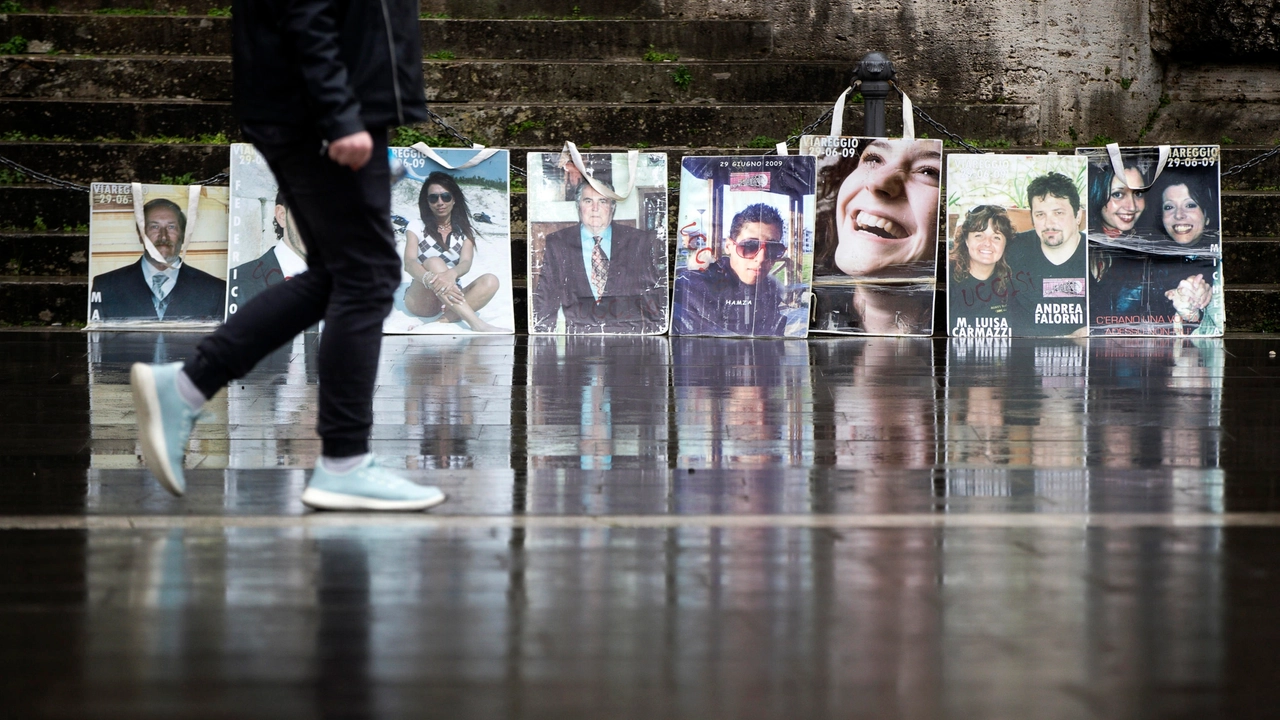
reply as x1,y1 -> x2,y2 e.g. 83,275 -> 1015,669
3,331 -> 1280,718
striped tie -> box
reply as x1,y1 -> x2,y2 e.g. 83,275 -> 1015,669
591,236 -> 608,298
151,274 -> 169,319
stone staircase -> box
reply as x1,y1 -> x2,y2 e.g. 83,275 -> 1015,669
1,2 -> 1277,331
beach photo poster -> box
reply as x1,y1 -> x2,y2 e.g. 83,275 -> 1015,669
387,146 -> 515,335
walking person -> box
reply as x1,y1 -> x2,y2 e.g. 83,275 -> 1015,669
130,0 -> 445,511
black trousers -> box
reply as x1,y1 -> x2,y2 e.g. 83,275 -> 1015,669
184,123 -> 400,457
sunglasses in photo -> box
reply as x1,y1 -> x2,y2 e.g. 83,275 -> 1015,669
732,239 -> 788,261
427,192 -> 454,204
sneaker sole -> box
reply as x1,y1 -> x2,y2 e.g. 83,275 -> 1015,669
130,363 -> 183,497
300,486 -> 447,512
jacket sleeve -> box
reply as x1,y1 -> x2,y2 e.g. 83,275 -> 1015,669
276,0 -> 365,141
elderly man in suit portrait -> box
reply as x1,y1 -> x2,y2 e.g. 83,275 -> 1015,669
90,197 -> 226,322
227,191 -> 308,313
531,180 -> 665,334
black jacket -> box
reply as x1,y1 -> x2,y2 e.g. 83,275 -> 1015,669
672,257 -> 788,338
232,0 -> 428,140
90,258 -> 227,323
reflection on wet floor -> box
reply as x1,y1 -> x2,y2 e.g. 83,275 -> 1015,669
28,331 -> 1270,517
4,332 -> 1280,718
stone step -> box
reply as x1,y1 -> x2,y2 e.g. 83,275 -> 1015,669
0,99 -> 1042,147
0,276 -> 86,327
0,233 -> 87,276
1223,239 -> 1280,285
9,0 -> 233,13
0,186 -> 88,231
3,141 -> 1277,190
0,55 -> 851,105
0,142 -> 230,186
0,15 -> 775,61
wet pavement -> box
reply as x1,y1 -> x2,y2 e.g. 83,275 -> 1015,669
2,331 -> 1279,719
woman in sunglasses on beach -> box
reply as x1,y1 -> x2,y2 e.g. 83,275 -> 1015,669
403,171 -> 507,333
672,202 -> 792,337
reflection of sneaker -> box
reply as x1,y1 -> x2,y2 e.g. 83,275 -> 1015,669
301,457 -> 447,511
130,362 -> 199,496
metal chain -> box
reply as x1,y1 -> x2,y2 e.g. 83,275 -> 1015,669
425,107 -> 527,177
764,105 -> 837,155
1223,144 -> 1280,177
888,82 -> 987,154
0,154 -> 90,192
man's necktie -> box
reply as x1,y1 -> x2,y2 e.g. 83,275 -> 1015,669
591,236 -> 608,298
152,274 -> 170,320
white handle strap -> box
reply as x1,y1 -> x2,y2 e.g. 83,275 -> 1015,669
410,142 -> 499,170
183,184 -> 201,252
829,87 -> 852,138
132,182 -> 171,267
826,86 -> 915,140
558,141 -> 638,201
1106,142 -> 1171,190
901,90 -> 915,142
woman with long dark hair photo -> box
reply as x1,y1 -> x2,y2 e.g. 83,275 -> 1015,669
402,171 -> 509,333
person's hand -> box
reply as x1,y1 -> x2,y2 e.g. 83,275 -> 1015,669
1165,274 -> 1212,321
429,269 -> 464,305
328,131 -> 373,170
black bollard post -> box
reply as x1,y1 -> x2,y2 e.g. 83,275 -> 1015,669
854,52 -> 895,138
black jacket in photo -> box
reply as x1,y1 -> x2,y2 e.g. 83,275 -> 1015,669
531,222 -> 667,334
90,258 -> 227,322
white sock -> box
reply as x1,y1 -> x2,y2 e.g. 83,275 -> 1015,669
320,453 -> 370,473
175,369 -> 207,411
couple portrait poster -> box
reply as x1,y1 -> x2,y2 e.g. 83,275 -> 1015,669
946,155 -> 1091,338
228,144 -> 516,335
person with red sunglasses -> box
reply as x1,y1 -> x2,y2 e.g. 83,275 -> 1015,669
672,202 -> 791,337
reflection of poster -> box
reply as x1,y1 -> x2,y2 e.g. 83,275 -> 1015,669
672,155 -> 815,338
88,182 -> 228,327
672,338 -> 813,468
227,144 -> 297,318
1076,145 -> 1224,336
946,155 -> 1089,338
527,151 -> 669,335
386,147 -> 515,334
800,135 -> 941,336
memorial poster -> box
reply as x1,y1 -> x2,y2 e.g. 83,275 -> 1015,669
945,155 -> 1089,338
526,150 -> 669,335
1076,145 -> 1224,336
386,146 -> 515,334
672,155 -> 815,338
800,135 -> 942,336
227,144 -> 297,319
88,182 -> 228,328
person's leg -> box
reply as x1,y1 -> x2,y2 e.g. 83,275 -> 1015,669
134,124 -> 443,510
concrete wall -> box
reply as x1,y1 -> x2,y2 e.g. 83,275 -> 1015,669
422,0 -> 1279,144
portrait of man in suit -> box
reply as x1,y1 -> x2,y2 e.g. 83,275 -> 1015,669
89,197 -> 226,323
228,190 -> 308,312
531,180 -> 666,334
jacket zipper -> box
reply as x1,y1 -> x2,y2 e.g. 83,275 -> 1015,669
377,0 -> 405,125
